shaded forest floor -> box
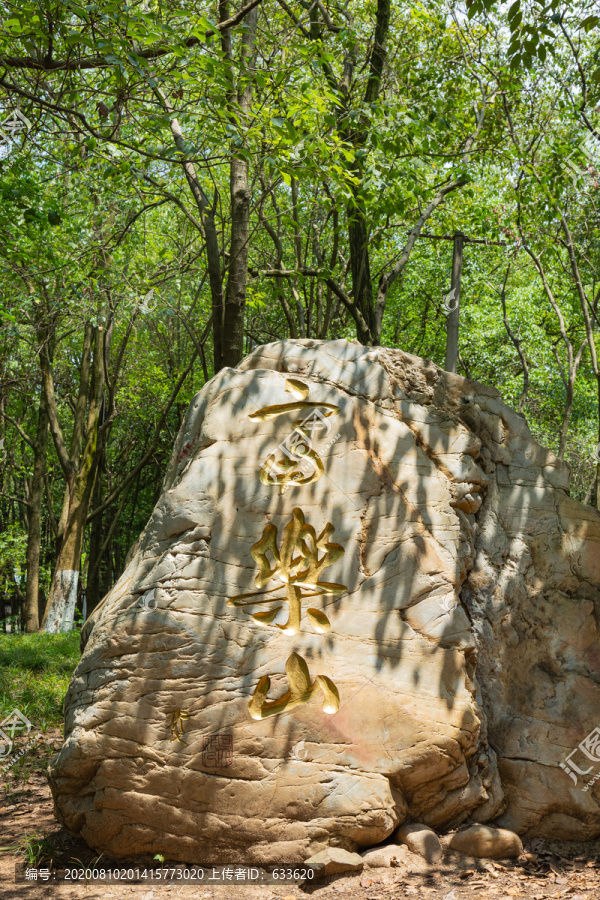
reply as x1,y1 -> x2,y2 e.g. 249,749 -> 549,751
0,725 -> 599,899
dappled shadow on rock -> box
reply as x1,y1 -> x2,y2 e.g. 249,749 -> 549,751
44,339 -> 600,865
2,728 -> 600,899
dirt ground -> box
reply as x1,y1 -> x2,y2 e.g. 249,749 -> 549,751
1,727 -> 599,900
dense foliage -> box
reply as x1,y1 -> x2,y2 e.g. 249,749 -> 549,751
0,0 -> 599,631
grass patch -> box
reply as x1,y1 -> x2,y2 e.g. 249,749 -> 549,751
19,833 -> 56,867
0,632 -> 81,728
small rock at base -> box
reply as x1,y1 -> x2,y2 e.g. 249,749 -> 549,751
395,822 -> 443,864
305,847 -> 364,877
360,844 -> 405,868
449,824 -> 523,859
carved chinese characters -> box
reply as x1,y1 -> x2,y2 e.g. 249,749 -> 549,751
169,708 -> 189,744
229,379 -> 345,721
227,508 -> 346,635
248,651 -> 339,720
229,509 -> 345,720
252,378 -> 339,492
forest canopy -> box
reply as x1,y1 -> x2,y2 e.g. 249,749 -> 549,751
1,0 -> 599,632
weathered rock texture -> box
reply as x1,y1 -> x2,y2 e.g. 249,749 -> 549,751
448,824 -> 523,859
396,822 -> 443,863
360,843 -> 406,867
48,340 -> 600,863
306,847 -> 364,876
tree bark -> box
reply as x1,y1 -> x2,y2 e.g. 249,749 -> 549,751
222,154 -> 253,367
24,390 -> 49,632
347,205 -> 377,345
553,341 -> 586,459
445,233 -> 464,373
42,493 -> 91,632
85,448 -> 104,617
41,325 -> 106,632
220,3 -> 259,369
345,0 -> 389,344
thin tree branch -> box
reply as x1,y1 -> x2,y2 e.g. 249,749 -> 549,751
0,0 -> 264,71
86,347 -> 199,523
0,412 -> 35,449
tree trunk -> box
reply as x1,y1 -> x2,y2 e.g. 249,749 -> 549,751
445,232 -> 464,374
43,513 -> 84,632
222,154 -> 253,368
558,388 -> 574,460
339,0 -> 390,345
42,326 -> 106,632
347,203 -> 377,345
85,451 -> 104,617
42,443 -> 100,632
220,4 -> 259,369
24,390 -> 49,632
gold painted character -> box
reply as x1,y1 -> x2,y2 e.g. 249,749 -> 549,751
252,379 -> 339,492
227,508 -> 346,635
169,708 -> 189,744
248,651 -> 340,720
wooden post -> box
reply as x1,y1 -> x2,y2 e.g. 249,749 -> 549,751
445,232 -> 464,374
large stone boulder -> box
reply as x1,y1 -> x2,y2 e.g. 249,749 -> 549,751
48,340 -> 600,863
